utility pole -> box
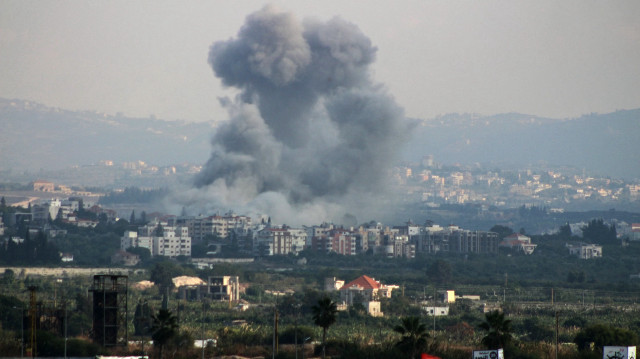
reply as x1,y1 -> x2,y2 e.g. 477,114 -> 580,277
295,303 -> 301,359
64,302 -> 67,359
555,311 -> 559,359
201,301 -> 206,359
433,286 -> 436,334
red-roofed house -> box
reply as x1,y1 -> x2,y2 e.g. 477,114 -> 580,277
339,275 -> 398,317
499,233 -> 537,255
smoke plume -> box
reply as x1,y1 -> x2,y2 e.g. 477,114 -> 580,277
183,6 -> 410,225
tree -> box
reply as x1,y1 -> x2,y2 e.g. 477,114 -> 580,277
558,223 -> 572,239
479,310 -> 512,350
129,210 -> 136,225
574,324 -> 638,351
151,309 -> 178,359
394,316 -> 429,359
134,299 -> 153,336
426,260 -> 452,285
490,225 -> 514,240
149,262 -> 181,292
582,219 -> 617,244
311,296 -> 338,359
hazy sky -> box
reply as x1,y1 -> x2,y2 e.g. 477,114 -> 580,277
1,1 -> 639,123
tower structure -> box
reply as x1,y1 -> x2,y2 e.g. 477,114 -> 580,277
89,275 -> 128,346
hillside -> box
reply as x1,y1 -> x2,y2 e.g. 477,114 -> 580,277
1,98 -> 639,180
404,110 -> 640,179
0,98 -> 212,171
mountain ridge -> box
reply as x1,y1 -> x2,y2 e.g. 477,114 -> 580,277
1,98 -> 638,179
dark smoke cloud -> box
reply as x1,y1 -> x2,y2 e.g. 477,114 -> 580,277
188,5 -> 410,225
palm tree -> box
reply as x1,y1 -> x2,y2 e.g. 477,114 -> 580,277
151,308 -> 178,359
394,316 -> 430,359
311,296 -> 338,359
478,310 -> 512,350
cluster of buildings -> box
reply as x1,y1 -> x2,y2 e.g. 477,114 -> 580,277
119,216 -> 507,261
115,213 -> 618,262
395,157 -> 640,210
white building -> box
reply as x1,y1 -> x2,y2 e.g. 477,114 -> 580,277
566,243 -> 602,259
121,221 -> 191,258
254,226 -> 306,256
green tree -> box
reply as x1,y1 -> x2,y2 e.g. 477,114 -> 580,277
582,219 -> 617,244
151,309 -> 179,359
149,261 -> 182,292
479,310 -> 512,350
426,260 -> 452,285
393,316 -> 429,359
574,324 -> 638,351
311,296 -> 338,359
490,225 -> 514,240
558,223 -> 572,239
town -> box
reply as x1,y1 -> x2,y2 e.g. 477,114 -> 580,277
1,164 -> 640,358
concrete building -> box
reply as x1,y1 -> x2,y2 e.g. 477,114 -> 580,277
207,276 -> 240,302
566,243 -> 602,259
121,221 -> 191,258
254,226 -> 306,256
499,233 -> 537,255
339,275 -> 398,316
178,213 -> 252,242
415,225 -> 499,254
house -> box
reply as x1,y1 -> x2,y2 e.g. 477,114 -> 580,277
499,233 -> 537,255
566,243 -> 602,259
339,275 -> 398,317
422,305 -> 450,316
207,276 -> 240,302
324,277 -> 345,292
33,180 -> 54,192
60,253 -> 74,262
111,250 -> 140,266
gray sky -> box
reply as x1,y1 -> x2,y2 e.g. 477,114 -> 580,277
1,1 -> 639,123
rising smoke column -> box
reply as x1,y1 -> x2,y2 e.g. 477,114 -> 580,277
193,6 -> 409,223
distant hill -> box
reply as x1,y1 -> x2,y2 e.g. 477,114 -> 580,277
1,98 -> 639,179
403,110 -> 640,179
0,98 -> 212,171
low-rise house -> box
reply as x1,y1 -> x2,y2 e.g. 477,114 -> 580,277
566,243 -> 602,259
111,250 -> 140,266
208,276 -> 240,302
339,275 -> 398,317
422,305 -> 450,316
499,233 -> 537,255
60,253 -> 73,262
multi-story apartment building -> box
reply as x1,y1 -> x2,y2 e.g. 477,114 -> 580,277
121,221 -> 191,258
415,225 -> 498,254
178,213 -> 252,242
254,225 -> 306,256
312,228 -> 358,256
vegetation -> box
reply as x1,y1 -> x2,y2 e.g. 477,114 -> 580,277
479,310 -> 513,350
312,296 -> 338,359
99,187 -> 169,205
393,316 -> 430,359
150,309 -> 179,359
